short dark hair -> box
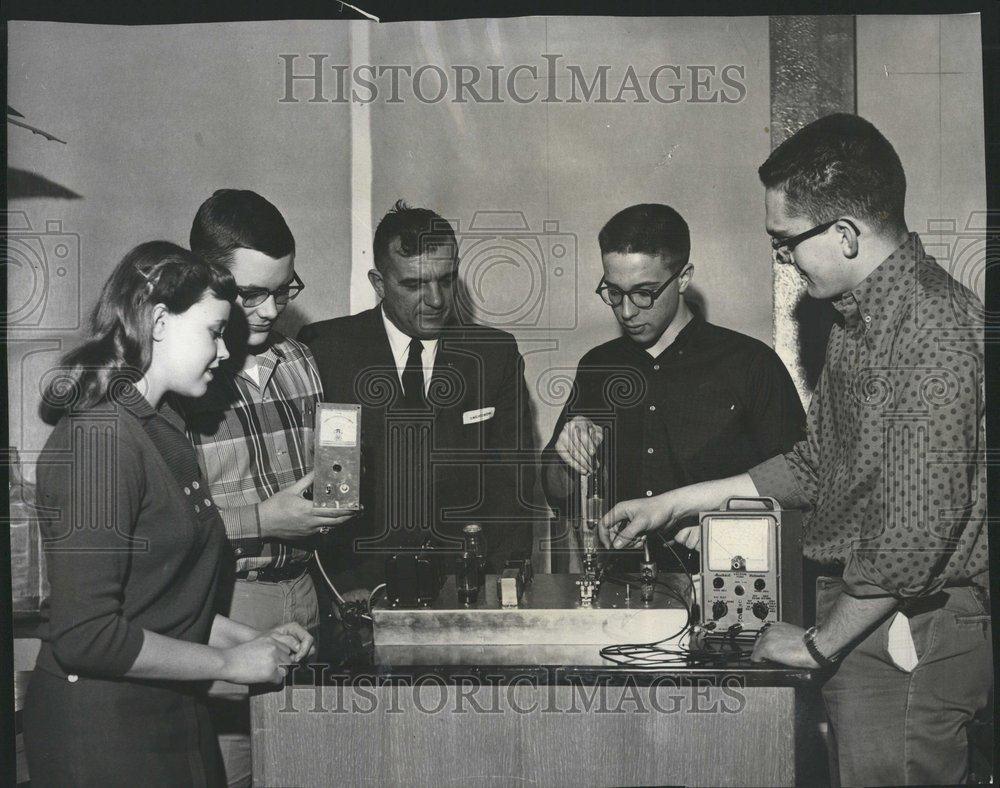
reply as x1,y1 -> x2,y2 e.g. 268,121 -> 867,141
190,189 -> 295,268
372,200 -> 458,271
598,204 -> 691,271
758,113 -> 906,231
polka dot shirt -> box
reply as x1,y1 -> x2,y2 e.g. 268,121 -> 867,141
749,233 -> 988,598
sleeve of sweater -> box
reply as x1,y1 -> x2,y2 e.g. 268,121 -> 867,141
37,414 -> 147,676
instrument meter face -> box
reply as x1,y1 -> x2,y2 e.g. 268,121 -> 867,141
700,506 -> 781,632
314,403 -> 362,512
705,517 -> 771,572
319,408 -> 358,446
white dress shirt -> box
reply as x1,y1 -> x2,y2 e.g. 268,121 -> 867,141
381,306 -> 439,396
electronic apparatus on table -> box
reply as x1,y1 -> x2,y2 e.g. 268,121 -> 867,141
372,568 -> 692,649
699,497 -> 803,633
371,464 -> 693,651
578,450 -> 605,602
313,403 -> 362,513
366,447 -> 802,669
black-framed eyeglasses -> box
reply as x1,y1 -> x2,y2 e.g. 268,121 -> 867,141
770,218 -> 860,263
595,266 -> 685,310
237,272 -> 305,308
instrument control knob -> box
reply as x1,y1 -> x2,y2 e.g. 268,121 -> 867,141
752,602 -> 770,620
754,578 -> 766,591
734,585 -> 745,596
712,601 -> 728,620
713,577 -> 724,589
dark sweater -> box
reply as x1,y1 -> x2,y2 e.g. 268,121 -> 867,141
34,385 -> 231,679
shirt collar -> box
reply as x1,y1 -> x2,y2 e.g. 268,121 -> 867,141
113,381 -> 157,419
832,232 -> 922,342
235,334 -> 286,390
112,381 -> 186,432
626,304 -> 705,363
645,304 -> 702,359
381,306 -> 439,367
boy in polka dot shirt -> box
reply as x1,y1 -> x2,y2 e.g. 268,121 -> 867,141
600,113 -> 990,787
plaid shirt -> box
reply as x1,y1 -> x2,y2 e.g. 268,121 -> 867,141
179,333 -> 321,573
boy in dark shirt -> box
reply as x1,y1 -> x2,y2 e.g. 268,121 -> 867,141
543,203 -> 804,569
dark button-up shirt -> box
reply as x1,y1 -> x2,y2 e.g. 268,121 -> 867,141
749,234 -> 988,598
544,310 -> 805,563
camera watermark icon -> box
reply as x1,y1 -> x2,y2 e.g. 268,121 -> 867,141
454,211 -> 578,331
2,210 -> 82,331
922,212 -> 996,328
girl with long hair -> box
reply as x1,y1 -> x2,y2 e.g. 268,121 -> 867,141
24,241 -> 313,786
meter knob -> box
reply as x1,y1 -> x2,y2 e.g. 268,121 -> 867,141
712,601 -> 729,620
752,601 -> 770,620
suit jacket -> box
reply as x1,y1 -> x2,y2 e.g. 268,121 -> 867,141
298,306 -> 537,590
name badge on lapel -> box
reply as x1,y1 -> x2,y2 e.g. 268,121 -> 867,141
463,406 -> 495,425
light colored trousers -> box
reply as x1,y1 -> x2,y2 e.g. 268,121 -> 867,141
212,571 -> 320,788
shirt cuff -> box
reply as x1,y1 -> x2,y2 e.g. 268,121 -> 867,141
221,504 -> 264,559
113,626 -> 146,676
54,620 -> 145,678
841,551 -> 892,597
843,550 -> 946,599
747,454 -> 812,510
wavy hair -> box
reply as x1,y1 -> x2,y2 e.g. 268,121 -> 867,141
40,241 -> 237,423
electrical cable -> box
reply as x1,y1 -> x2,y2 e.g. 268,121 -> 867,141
597,529 -> 762,667
313,549 -> 346,606
598,543 -> 696,666
313,550 -> 381,626
368,583 -> 387,610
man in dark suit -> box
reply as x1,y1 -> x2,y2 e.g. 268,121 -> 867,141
299,201 -> 536,598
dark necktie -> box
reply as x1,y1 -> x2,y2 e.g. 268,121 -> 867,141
401,338 -> 426,409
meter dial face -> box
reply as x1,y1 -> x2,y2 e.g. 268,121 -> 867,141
319,409 -> 358,446
705,517 -> 771,572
